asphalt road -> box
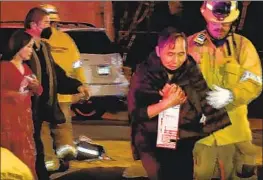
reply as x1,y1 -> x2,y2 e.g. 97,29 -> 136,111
71,115 -> 262,145
50,114 -> 262,180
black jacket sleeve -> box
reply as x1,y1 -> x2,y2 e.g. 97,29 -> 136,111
127,64 -> 151,123
54,63 -> 82,94
187,56 -> 231,134
44,41 -> 83,95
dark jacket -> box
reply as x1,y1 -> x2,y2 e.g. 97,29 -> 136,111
28,41 -> 82,124
128,52 -> 231,160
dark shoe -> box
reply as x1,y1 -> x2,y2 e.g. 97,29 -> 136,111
48,160 -> 69,175
62,153 -> 76,161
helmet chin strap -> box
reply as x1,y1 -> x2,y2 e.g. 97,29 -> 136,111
206,24 -> 233,47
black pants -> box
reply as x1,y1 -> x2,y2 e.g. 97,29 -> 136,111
137,134 -> 199,180
33,118 -> 50,180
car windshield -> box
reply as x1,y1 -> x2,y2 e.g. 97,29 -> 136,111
65,30 -> 119,54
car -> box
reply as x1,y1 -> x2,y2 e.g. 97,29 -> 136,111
0,21 -> 130,120
61,27 -> 130,119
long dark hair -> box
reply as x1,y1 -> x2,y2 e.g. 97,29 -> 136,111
4,30 -> 33,61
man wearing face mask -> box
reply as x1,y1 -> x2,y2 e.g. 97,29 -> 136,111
188,1 -> 262,179
24,7 -> 89,179
39,4 -> 89,173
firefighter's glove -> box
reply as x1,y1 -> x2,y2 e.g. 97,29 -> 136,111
206,85 -> 233,109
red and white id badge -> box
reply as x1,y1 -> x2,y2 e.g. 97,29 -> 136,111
156,105 -> 180,149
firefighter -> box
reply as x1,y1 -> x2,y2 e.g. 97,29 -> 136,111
39,4 -> 88,172
1,147 -> 34,180
188,1 -> 262,179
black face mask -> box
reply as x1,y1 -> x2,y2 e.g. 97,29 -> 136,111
41,27 -> 52,39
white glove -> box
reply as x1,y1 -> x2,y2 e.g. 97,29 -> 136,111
206,85 -> 233,109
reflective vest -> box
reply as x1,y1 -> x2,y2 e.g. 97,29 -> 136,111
188,30 -> 262,146
45,27 -> 86,103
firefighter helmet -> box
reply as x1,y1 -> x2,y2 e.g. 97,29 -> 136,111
201,1 -> 240,23
40,4 -> 61,22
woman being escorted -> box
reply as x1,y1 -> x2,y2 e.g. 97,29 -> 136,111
0,30 -> 42,179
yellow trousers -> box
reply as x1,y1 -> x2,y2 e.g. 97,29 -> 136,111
41,102 -> 76,171
193,141 -> 258,180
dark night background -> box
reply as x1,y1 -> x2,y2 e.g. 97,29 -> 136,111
113,2 -> 263,66
113,1 -> 263,119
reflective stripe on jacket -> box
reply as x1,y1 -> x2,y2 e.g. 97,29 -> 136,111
188,30 -> 262,146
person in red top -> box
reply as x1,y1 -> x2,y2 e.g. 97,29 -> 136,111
0,30 -> 43,179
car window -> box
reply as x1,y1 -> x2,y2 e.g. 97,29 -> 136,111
65,30 -> 119,54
